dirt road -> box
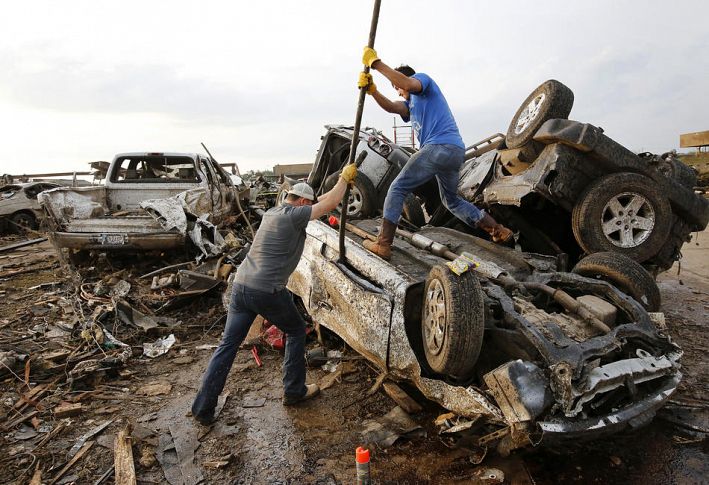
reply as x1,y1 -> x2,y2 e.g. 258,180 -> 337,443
1,231 -> 706,484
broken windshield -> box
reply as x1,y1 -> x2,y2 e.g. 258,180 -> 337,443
110,156 -> 201,183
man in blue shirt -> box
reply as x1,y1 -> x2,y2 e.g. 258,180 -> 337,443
359,47 -> 512,260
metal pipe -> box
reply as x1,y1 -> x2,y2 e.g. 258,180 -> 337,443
338,0 -> 382,264
345,220 -> 611,334
515,281 -> 611,334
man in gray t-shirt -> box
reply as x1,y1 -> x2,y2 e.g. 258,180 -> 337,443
192,165 -> 357,424
234,202 -> 312,293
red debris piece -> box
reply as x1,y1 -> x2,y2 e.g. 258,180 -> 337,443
251,346 -> 262,367
262,324 -> 286,351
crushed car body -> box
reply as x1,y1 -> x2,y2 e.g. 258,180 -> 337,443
278,125 -> 427,226
299,82 -> 709,275
458,116 -> 709,273
39,152 -> 244,256
278,79 -> 697,450
456,80 -> 708,273
0,182 -> 61,233
288,218 -> 682,451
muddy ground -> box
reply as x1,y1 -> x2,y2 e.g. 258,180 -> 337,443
1,230 -> 707,484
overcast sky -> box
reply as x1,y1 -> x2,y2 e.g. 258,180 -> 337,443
1,0 -> 707,176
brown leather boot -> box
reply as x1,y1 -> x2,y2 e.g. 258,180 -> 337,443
476,213 -> 514,243
363,218 -> 397,260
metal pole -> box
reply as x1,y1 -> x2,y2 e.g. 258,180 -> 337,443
338,0 -> 382,264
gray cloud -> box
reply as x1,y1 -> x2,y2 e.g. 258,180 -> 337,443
0,45 -> 353,127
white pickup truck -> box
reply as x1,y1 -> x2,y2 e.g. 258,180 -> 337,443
39,152 -> 240,251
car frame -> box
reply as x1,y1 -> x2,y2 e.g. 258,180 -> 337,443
298,82 -> 709,277
287,218 -> 682,451
454,81 -> 708,274
457,115 -> 708,274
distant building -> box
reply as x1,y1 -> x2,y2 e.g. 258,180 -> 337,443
273,163 -> 313,179
680,130 -> 709,152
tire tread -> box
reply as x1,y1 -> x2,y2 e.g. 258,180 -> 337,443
423,265 -> 485,379
571,172 -> 672,263
572,251 -> 661,311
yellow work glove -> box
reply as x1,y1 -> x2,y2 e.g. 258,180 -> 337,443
362,47 -> 380,68
357,71 -> 376,94
340,164 -> 358,185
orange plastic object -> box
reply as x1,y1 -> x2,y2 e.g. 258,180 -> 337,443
356,447 -> 370,464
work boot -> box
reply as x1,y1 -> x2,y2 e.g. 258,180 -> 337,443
283,383 -> 320,406
363,218 -> 397,260
476,213 -> 514,243
192,412 -> 215,426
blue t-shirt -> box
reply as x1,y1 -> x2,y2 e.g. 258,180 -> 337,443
403,73 -> 464,149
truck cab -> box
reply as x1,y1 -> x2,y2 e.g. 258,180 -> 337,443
39,152 -> 239,251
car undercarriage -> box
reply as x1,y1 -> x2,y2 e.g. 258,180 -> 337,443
287,218 -> 682,451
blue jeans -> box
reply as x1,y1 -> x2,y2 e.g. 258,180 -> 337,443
192,284 -> 307,420
382,144 -> 484,227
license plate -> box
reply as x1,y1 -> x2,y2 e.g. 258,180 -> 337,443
99,234 -> 126,245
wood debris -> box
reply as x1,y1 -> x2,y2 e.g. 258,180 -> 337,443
49,441 -> 94,485
383,381 -> 423,414
114,426 -> 137,485
54,402 -> 83,418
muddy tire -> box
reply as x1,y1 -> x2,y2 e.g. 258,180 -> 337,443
421,265 -> 484,380
572,172 -> 671,263
402,194 -> 426,227
11,211 -> 37,234
323,172 -> 376,219
572,252 -> 661,311
506,80 -> 574,149
661,158 -> 697,189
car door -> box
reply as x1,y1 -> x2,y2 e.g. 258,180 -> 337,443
294,222 -> 393,370
205,158 -> 236,221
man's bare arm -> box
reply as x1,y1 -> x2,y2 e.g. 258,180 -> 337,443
371,90 -> 409,118
310,177 -> 348,220
372,59 -> 422,93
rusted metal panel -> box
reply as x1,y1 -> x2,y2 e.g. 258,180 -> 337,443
412,377 -> 506,422
679,130 -> 709,148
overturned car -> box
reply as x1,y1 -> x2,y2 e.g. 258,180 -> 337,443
279,125 -> 427,226
287,217 -> 681,451
299,82 -> 708,278
458,81 -> 708,274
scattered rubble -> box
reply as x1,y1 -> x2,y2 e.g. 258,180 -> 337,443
0,192 -> 263,483
0,180 -> 706,484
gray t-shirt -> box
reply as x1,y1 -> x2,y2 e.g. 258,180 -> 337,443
234,203 -> 312,292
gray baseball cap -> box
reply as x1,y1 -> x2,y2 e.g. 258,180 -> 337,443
287,182 -> 315,201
